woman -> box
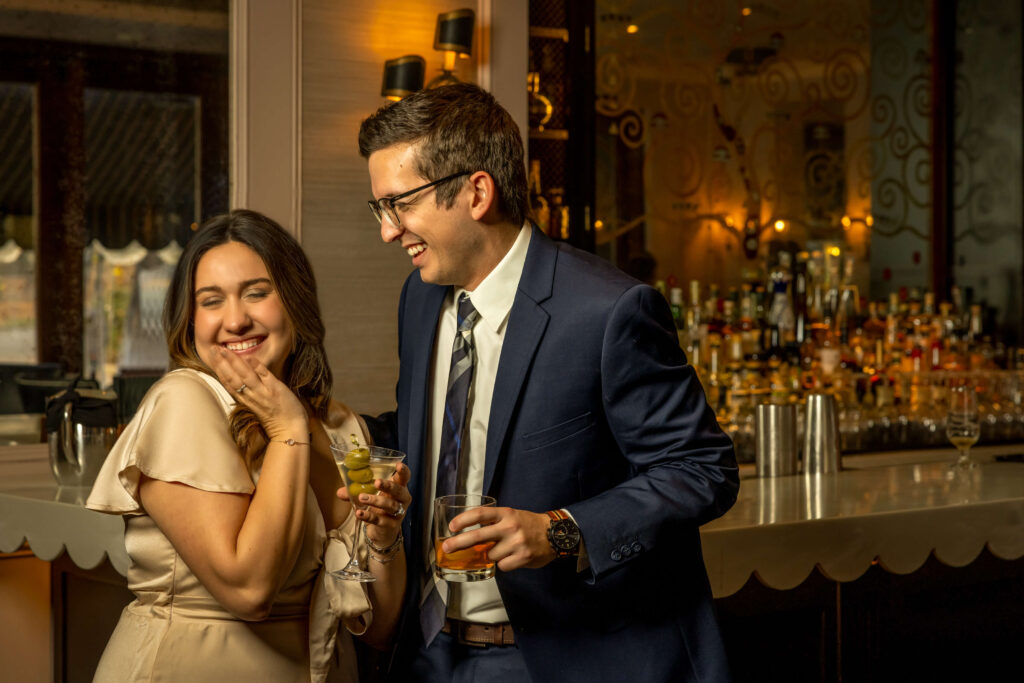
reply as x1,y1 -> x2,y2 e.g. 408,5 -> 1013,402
87,210 -> 409,682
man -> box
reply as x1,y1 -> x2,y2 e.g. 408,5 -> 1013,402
358,83 -> 738,683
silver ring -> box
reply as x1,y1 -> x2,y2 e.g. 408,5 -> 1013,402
394,502 -> 405,519
236,383 -> 247,394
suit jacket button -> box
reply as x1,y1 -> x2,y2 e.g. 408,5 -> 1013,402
610,549 -> 622,561
631,541 -> 643,553
620,544 -> 632,557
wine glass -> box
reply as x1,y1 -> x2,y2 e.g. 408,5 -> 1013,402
329,440 -> 405,582
946,384 -> 980,469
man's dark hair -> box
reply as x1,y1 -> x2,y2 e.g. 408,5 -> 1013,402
358,83 -> 528,227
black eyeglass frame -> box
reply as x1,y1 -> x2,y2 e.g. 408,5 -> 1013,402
367,170 -> 472,228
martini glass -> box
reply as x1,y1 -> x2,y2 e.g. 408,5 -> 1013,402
329,441 -> 405,582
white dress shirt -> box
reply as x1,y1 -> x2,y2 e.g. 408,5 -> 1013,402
424,224 -> 532,624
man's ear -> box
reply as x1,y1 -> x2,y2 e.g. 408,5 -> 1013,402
467,170 -> 497,221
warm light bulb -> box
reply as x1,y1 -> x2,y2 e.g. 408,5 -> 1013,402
774,220 -> 785,232
866,214 -> 874,226
828,246 -> 841,257
594,219 -> 604,230
725,216 -> 734,227
742,7 -> 752,16
626,24 -> 639,34
841,215 -> 852,228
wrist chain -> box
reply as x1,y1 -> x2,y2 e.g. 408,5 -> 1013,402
271,432 -> 312,447
363,524 -> 402,563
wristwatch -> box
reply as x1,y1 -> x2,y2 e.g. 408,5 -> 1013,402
546,509 -> 581,558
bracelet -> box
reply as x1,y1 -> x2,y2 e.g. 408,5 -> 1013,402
272,432 -> 312,447
363,524 -> 402,562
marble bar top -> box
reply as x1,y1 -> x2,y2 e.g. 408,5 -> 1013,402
0,444 -> 129,575
3,443 -> 1024,598
701,459 -> 1024,597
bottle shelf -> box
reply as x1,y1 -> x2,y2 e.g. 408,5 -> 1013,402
529,26 -> 569,42
528,128 -> 568,141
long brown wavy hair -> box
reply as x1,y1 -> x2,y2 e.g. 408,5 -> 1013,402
163,209 -> 332,460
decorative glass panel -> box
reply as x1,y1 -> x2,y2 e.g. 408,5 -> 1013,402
0,82 -> 36,364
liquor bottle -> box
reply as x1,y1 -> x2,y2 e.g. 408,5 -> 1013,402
737,293 -> 759,358
862,301 -> 887,344
904,290 -> 931,336
528,160 -> 550,229
669,287 -> 685,332
950,285 -> 968,334
527,50 -> 554,131
705,284 -> 723,337
964,305 -> 995,369
547,187 -> 569,240
791,259 -> 809,350
936,301 -> 957,339
683,280 -> 705,367
887,291 -> 901,321
815,301 -> 841,380
967,304 -> 983,343
704,338 -> 723,413
766,251 -> 795,344
762,325 -> 784,366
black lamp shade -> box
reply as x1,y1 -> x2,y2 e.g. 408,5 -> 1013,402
434,8 -> 474,55
381,55 -> 425,99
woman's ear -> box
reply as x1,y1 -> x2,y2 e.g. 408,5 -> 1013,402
467,170 -> 497,221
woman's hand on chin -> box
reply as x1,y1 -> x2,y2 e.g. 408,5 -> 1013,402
209,347 -> 308,438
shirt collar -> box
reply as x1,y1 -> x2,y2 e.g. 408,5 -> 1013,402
455,223 -> 531,334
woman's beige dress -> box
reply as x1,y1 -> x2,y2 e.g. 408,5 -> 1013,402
86,369 -> 372,683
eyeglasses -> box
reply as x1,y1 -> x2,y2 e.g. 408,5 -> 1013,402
368,170 -> 471,229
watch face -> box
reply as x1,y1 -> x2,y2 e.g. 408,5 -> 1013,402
550,519 -> 581,550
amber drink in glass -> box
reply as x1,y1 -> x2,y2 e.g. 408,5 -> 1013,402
433,494 -> 496,582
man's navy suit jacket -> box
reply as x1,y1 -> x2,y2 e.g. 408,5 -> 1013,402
374,226 -> 739,682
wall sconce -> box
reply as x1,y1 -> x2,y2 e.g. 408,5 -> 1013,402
841,214 -> 874,230
427,8 -> 475,88
694,211 -> 819,259
381,55 -> 426,101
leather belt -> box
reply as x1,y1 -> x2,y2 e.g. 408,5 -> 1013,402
441,618 -> 516,647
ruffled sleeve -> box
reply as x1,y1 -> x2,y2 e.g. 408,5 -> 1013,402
86,369 -> 253,514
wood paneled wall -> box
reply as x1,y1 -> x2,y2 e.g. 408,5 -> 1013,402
299,1 -> 526,415
236,0 -> 526,415
300,0 -> 464,415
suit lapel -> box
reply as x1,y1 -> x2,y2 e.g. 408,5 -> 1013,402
483,227 -> 557,494
405,282 -> 448,517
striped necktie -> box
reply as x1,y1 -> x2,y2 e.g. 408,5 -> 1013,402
421,292 -> 480,647
435,293 -> 480,498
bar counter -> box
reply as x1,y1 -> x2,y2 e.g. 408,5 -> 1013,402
4,442 -> 1024,681
3,443 -> 1024,588
0,444 -> 129,574
703,456 -> 1024,597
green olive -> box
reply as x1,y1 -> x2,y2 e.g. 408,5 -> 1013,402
346,467 -> 373,483
343,448 -> 370,470
348,482 -> 377,498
